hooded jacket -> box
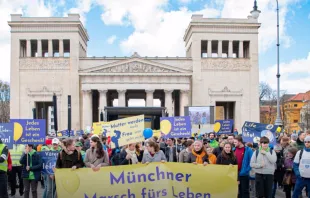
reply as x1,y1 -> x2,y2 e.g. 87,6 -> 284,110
20,149 -> 42,181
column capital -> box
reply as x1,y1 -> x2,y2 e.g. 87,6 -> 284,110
180,89 -> 190,94
164,89 -> 173,94
98,89 -> 108,94
117,89 -> 126,94
145,89 -> 155,94
82,89 -> 91,94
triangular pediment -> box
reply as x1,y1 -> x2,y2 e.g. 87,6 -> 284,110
80,58 -> 191,73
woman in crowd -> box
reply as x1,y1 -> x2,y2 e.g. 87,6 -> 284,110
187,141 -> 209,165
120,143 -> 140,165
250,136 -> 277,198
216,142 -> 237,165
206,146 -> 217,164
84,136 -> 109,171
135,143 -> 144,162
283,146 -> 298,198
142,140 -> 166,164
75,141 -> 86,161
178,140 -> 194,163
56,138 -> 84,169
212,140 -> 224,157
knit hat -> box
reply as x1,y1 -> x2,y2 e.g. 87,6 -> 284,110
45,139 -> 52,145
305,136 -> 310,142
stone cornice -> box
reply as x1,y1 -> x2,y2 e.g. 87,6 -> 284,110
27,86 -> 62,97
79,72 -> 193,76
202,58 -> 251,71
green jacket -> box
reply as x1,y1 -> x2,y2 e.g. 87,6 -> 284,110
209,140 -> 219,148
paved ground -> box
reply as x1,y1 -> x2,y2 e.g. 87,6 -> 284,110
10,186 -> 307,198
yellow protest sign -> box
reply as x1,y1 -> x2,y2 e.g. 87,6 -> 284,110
109,115 -> 145,148
152,130 -> 161,138
55,163 -> 238,198
92,122 -> 103,135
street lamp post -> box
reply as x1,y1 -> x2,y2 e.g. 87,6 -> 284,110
274,0 -> 283,126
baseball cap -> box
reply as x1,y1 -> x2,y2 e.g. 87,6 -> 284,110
52,138 -> 60,145
75,142 -> 83,147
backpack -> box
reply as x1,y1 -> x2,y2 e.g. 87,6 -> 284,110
298,149 -> 304,163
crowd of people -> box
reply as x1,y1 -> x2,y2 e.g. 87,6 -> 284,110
0,130 -> 309,198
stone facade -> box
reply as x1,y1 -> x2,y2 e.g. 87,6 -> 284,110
8,13 -> 260,132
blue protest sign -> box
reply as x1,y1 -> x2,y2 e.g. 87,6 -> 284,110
38,151 -> 59,175
0,123 -> 14,149
242,122 -> 278,145
57,130 -> 74,137
160,116 -> 192,138
76,130 -> 84,136
214,119 -> 234,135
10,119 -> 46,144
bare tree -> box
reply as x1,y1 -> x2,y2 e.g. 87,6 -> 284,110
259,82 -> 272,104
0,80 -> 10,123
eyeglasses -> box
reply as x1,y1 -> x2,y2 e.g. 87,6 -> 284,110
260,141 -> 269,144
305,141 -> 310,143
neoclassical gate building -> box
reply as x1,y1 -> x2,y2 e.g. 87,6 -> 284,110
8,13 -> 260,132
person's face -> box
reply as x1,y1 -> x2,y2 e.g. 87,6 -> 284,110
167,139 -> 173,146
146,144 -> 154,153
305,140 -> 310,148
209,134 -> 215,140
53,144 -> 58,150
128,144 -> 136,151
90,140 -> 96,148
261,141 -> 269,150
220,142 -> 225,148
227,136 -> 234,144
300,133 -> 306,141
287,152 -> 294,159
234,140 -> 240,148
194,142 -> 202,151
224,144 -> 231,154
67,142 -> 75,151
75,146 -> 81,151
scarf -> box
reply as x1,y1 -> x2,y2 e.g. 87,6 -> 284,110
126,148 -> 139,164
192,149 -> 206,164
259,146 -> 270,152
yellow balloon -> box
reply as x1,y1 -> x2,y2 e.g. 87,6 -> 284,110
58,133 -> 63,137
13,122 -> 23,141
60,171 -> 80,195
213,122 -> 221,133
160,120 -> 172,135
276,127 -> 281,133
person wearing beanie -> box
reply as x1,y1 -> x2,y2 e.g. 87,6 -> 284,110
41,139 -> 52,151
292,136 -> 310,198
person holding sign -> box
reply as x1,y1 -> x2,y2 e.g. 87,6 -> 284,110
187,141 -> 209,166
20,144 -> 43,198
84,136 -> 109,171
142,141 -> 166,164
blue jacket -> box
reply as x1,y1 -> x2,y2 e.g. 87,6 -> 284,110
238,146 -> 253,177
20,151 -> 43,181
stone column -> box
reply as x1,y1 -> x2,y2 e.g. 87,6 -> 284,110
59,39 -> 64,57
98,90 -> 107,120
239,40 -> 244,58
26,40 -> 31,57
218,40 -> 222,58
228,40 -> 233,58
37,39 -> 42,57
118,90 -> 126,107
146,89 -> 154,107
164,89 -> 173,116
207,40 -> 212,58
82,89 -> 92,128
180,90 -> 190,116
48,39 -> 53,57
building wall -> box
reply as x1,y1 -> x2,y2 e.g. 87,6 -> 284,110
283,101 -> 304,133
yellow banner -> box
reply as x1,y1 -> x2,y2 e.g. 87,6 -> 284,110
152,130 -> 162,138
55,163 -> 237,198
109,115 -> 145,148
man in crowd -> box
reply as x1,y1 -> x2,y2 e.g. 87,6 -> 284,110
209,132 -> 219,148
234,135 -> 253,198
292,131 -> 306,151
9,144 -> 25,197
165,138 -> 178,162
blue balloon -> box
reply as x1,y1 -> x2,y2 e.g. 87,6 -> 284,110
143,128 -> 153,139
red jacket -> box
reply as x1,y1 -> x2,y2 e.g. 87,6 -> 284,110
8,152 -> 12,171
